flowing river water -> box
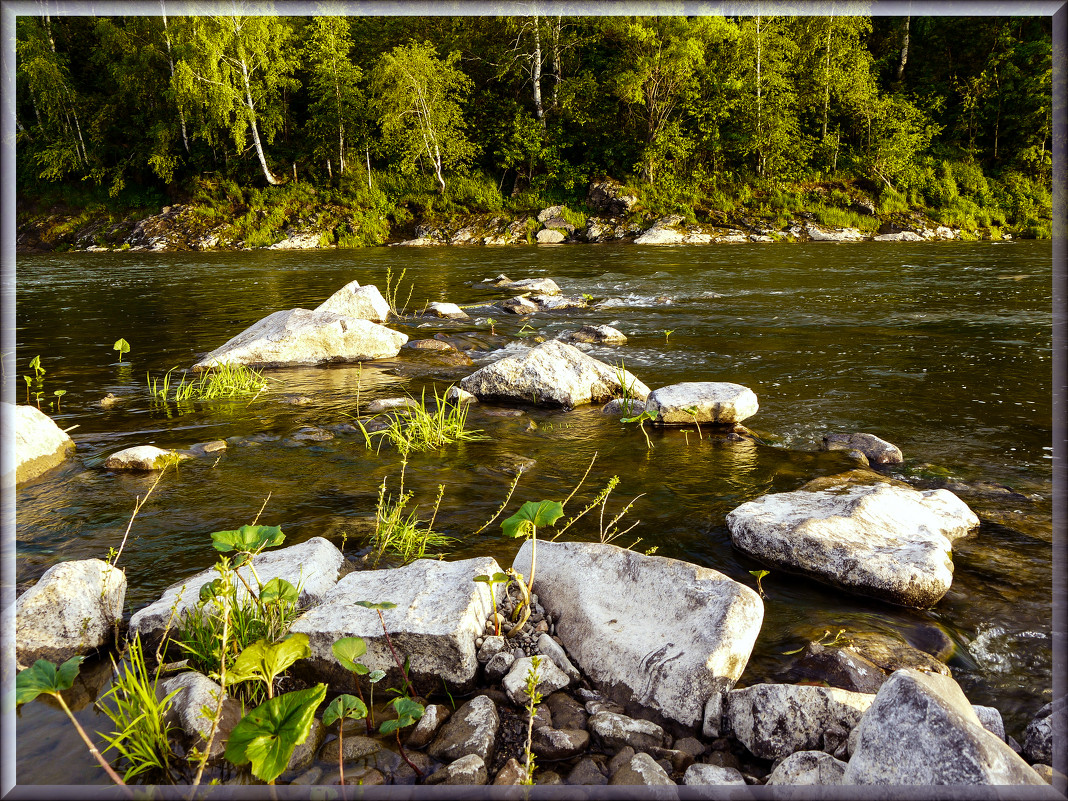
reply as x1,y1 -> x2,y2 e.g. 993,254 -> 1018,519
11,241 -> 1054,784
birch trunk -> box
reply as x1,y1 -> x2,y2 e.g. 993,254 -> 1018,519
532,14 -> 544,127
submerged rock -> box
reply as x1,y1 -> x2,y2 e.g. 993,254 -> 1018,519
557,325 -> 627,345
192,308 -> 407,370
645,381 -> 759,425
460,340 -> 649,410
12,404 -> 75,483
314,280 -> 391,323
726,482 -> 979,607
16,559 -> 126,666
512,540 -> 763,728
821,432 -> 903,464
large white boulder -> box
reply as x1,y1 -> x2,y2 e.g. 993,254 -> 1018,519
724,683 -> 874,760
289,556 -> 505,695
843,669 -> 1047,785
314,281 -> 391,323
459,340 -> 649,410
645,382 -> 759,425
192,308 -> 407,371
512,540 -> 763,728
726,482 -> 979,607
129,537 -> 344,645
12,404 -> 75,484
16,559 -> 126,666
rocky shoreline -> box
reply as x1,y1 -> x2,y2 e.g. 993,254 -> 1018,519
12,271 -> 1060,789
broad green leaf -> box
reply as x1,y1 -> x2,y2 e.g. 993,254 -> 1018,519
367,669 -> 386,683
260,577 -> 298,606
331,637 -> 367,673
15,657 -> 84,704
501,500 -> 564,539
113,338 -> 130,356
210,524 -> 284,554
229,634 -> 311,688
322,694 -> 368,727
380,696 -> 424,734
473,572 -> 509,584
620,410 -> 655,423
354,600 -> 396,610
224,683 -> 327,783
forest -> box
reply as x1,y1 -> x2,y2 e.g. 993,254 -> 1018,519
15,11 -> 1055,243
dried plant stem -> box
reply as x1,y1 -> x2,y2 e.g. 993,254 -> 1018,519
111,464 -> 171,567
54,693 -> 129,788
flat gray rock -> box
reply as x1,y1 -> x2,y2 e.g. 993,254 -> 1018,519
426,302 -> 469,320
557,325 -> 627,345
645,382 -> 759,425
822,432 -> 903,464
609,752 -> 675,785
425,753 -> 488,785
427,695 -> 499,764
461,340 -> 650,410
588,711 -> 667,751
290,556 -> 504,695
513,540 -> 762,728
683,763 -> 746,786
726,482 -> 979,607
501,277 -> 561,295
843,669 -> 1047,785
12,404 -> 75,484
503,655 -> 570,705
192,308 -> 407,370
315,281 -> 390,323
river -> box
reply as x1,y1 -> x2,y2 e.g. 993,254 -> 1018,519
11,241 -> 1054,784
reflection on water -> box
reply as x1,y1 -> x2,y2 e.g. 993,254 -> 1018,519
13,242 -> 1054,783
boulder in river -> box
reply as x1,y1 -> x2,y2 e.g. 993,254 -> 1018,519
314,280 -> 391,323
191,308 -> 407,371
16,558 -> 126,666
843,669 -> 1046,785
12,404 -> 76,484
726,481 -> 979,607
645,381 -> 759,425
557,325 -> 627,345
500,277 -> 561,296
821,432 -> 903,464
426,302 -> 469,320
289,556 -> 505,695
459,340 -> 649,410
512,540 -> 763,728
104,445 -> 190,471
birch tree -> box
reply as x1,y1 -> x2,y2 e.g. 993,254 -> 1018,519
302,16 -> 363,176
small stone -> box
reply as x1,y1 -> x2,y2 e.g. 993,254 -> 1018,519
427,695 -> 498,764
534,620 -> 549,633
317,734 -> 380,763
290,767 -> 322,785
684,763 -> 746,786
503,656 -> 571,705
493,758 -> 526,785
345,767 -> 386,786
424,754 -> 488,785
287,718 -> 324,772
607,746 -> 636,776
545,692 -> 587,731
406,703 -> 450,749
477,636 -> 507,663
390,750 -> 435,785
532,726 -> 590,760
535,769 -> 564,785
609,752 -> 675,786
674,736 -> 708,758
566,757 -> 607,786
475,637 -> 484,649
589,711 -> 667,751
485,651 -> 515,682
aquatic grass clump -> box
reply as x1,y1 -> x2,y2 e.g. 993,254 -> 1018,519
148,363 -> 269,406
375,386 -> 486,456
371,475 -> 453,566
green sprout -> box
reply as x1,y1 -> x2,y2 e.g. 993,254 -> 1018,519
113,338 -> 130,363
749,569 -> 769,598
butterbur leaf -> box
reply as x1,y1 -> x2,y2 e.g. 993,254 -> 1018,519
224,683 -> 328,783
260,577 -> 298,606
322,694 -> 368,727
232,553 -> 248,568
332,637 -> 367,673
501,500 -> 564,539
211,524 -> 284,554
15,657 -> 84,704
354,600 -> 396,611
229,634 -> 311,688
473,574 -> 490,583
367,669 -> 386,683
380,696 -> 425,733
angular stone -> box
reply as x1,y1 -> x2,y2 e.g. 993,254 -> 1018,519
426,302 -> 469,320
425,753 -> 488,785
609,752 -> 675,785
365,397 -> 419,413
427,695 -> 499,764
484,651 -> 515,682
104,445 -> 190,471
601,398 -> 646,417
461,340 -> 650,410
531,294 -> 587,311
315,281 -> 390,323
532,726 -> 590,760
766,751 -> 848,785
645,382 -> 760,425
973,705 -> 1006,741
130,537 -> 343,646
318,733 -> 380,763
537,206 -> 567,222
589,711 -> 667,751
16,559 -> 126,666
192,308 -> 407,370
847,632 -> 953,676
725,683 -> 873,760
683,763 -> 746,786
13,404 -> 75,483
566,757 -> 607,785
500,296 -> 539,315
1024,701 -> 1054,764
822,432 -> 903,464
493,758 -> 527,785
290,556 -> 502,695
159,671 -> 242,761
513,540 -> 763,728
406,703 -> 451,749
726,482 -> 979,607
287,718 -> 324,773
785,642 -> 887,694
503,655 -> 571,705
843,669 -> 1046,785
545,692 -> 587,731
536,633 -> 580,682
445,386 -> 477,405
557,325 -> 627,345
477,636 -> 507,663
501,278 -> 561,295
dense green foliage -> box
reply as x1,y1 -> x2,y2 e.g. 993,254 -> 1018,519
15,13 -> 1052,237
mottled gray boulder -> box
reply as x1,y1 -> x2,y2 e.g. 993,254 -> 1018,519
843,669 -> 1046,785
1024,702 -> 1055,764
725,683 -> 874,760
427,695 -> 499,764
290,557 -> 504,695
557,325 -> 627,345
425,754 -> 488,785
130,537 -> 344,645
822,432 -> 903,464
426,302 -> 469,320
589,711 -> 667,751
683,764 -> 746,786
587,179 -> 638,216
536,633 -> 580,682
159,671 -> 243,761
104,445 -> 190,471
645,382 -> 759,425
16,559 -> 126,666
513,540 -> 762,728
537,206 -> 567,223
973,705 -> 1006,741
460,340 -> 650,410
501,277 -> 561,296
484,651 -> 515,682
532,726 -> 589,760
192,308 -> 407,370
12,404 -> 75,484
314,281 -> 390,323
765,751 -> 848,785
445,386 -> 477,405
318,733 -> 380,763
806,225 -> 865,242
537,229 -> 565,244
500,296 -> 539,315
503,655 -> 571,705
531,294 -> 588,311
601,398 -> 646,417
727,482 -> 979,607
609,752 -> 675,786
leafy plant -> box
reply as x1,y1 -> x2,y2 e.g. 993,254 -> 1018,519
227,633 -> 311,700
322,694 -> 368,785
17,657 -> 127,786
113,338 -> 130,363
97,634 -> 179,783
370,474 -> 452,566
521,655 -> 543,785
53,389 -> 66,411
148,364 -> 269,409
473,571 -> 510,635
332,636 -> 374,731
384,266 -> 414,317
224,683 -> 328,785
486,317 -> 497,335
380,696 -> 425,778
683,406 -> 703,439
783,628 -> 850,655
375,386 -> 486,456
621,409 -> 656,450
614,359 -> 639,417
749,569 -> 769,598
663,329 -> 675,342
502,500 -> 563,630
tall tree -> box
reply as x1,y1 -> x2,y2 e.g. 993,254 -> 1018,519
302,16 -> 363,176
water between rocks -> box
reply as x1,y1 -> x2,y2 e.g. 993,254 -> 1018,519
13,241 -> 1054,784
